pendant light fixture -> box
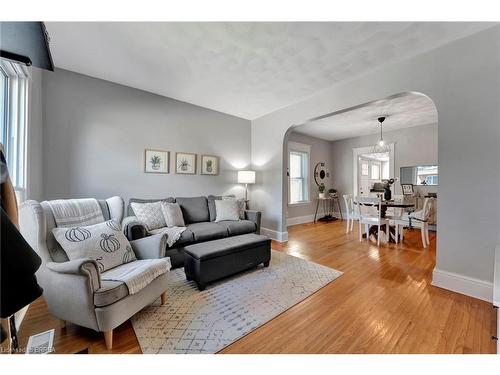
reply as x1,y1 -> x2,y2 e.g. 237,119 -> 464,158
372,116 -> 391,156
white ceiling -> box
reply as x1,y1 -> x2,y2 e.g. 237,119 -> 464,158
45,22 -> 493,120
293,92 -> 438,141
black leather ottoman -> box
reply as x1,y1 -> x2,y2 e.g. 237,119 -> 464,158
184,233 -> 271,291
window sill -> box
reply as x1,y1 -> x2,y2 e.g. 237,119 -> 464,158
288,201 -> 311,207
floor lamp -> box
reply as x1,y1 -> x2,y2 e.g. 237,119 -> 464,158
238,170 -> 256,202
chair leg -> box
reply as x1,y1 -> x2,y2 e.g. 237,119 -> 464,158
421,226 -> 427,248
346,218 -> 350,234
395,224 -> 399,244
377,225 -> 380,246
161,291 -> 168,305
350,218 -> 354,232
104,330 -> 113,350
425,224 -> 430,246
359,221 -> 362,242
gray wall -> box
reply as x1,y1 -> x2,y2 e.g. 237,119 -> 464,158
286,131 -> 335,222
330,123 -> 438,211
41,68 -> 251,204
27,67 -> 44,201
251,26 -> 500,284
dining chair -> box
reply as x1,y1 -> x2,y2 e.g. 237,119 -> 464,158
343,194 -> 355,234
391,197 -> 435,248
356,196 -> 390,247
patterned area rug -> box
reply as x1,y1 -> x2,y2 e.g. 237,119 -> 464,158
131,250 -> 342,353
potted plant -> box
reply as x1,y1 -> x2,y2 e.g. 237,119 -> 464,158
180,158 -> 189,171
328,188 -> 337,197
206,159 -> 213,173
150,155 -> 161,170
318,184 -> 326,199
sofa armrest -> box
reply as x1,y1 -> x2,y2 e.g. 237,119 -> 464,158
46,258 -> 101,291
245,210 -> 262,234
130,233 -> 167,259
122,215 -> 148,240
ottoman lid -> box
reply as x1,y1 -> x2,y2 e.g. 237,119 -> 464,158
184,233 -> 270,261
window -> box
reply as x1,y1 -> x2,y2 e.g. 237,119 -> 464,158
288,142 -> 310,204
371,164 -> 380,180
1,59 -> 30,202
361,162 -> 369,176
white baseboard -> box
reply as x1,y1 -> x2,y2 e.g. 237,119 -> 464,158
432,268 -> 493,303
260,227 -> 288,242
287,214 -> 315,227
287,213 -> 343,227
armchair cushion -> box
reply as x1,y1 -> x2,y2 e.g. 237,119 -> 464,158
52,220 -> 136,272
94,280 -> 129,307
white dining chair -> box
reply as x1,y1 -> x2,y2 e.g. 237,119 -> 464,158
356,196 -> 390,247
391,197 -> 435,248
343,194 -> 355,234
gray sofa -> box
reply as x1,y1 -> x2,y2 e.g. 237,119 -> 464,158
19,197 -> 169,350
124,195 -> 262,268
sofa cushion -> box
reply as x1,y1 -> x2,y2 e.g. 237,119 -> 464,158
207,195 -> 222,222
94,279 -> 129,307
176,196 -> 210,224
127,197 -> 174,216
216,220 -> 257,236
187,222 -> 228,242
130,201 -> 167,231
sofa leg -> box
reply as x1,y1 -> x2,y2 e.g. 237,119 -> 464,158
198,283 -> 206,291
263,261 -> 270,267
60,319 -> 66,329
160,291 -> 168,305
104,330 -> 113,350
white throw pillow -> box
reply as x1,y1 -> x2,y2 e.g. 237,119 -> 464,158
52,220 -> 136,272
131,201 -> 166,230
222,196 -> 246,219
160,202 -> 185,227
215,199 -> 240,222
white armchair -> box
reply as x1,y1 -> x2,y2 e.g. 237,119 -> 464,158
19,197 -> 169,350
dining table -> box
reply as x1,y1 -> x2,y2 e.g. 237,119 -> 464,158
355,199 -> 416,243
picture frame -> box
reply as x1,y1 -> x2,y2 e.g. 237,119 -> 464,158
175,152 -> 197,174
144,149 -> 169,174
200,155 -> 219,175
401,183 -> 414,195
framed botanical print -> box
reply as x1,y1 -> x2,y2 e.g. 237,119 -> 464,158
144,149 -> 169,174
175,152 -> 197,174
401,183 -> 414,195
201,155 -> 219,175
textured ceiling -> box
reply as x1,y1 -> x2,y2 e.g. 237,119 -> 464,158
45,22 -> 493,119
293,92 -> 437,141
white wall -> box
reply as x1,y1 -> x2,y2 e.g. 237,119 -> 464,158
251,26 -> 500,290
286,131 -> 335,225
331,123 -> 438,211
41,68 -> 251,204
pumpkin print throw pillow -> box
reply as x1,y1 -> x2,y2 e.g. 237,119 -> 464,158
52,220 -> 136,272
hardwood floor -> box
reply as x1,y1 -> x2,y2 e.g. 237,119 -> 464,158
17,220 -> 497,354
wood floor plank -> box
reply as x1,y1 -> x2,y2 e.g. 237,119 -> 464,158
15,220 -> 497,354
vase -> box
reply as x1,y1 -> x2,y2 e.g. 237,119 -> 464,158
319,193 -> 325,199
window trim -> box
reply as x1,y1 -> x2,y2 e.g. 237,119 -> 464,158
288,141 -> 311,206
1,59 -> 30,203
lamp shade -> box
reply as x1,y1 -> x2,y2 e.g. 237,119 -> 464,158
238,170 -> 255,184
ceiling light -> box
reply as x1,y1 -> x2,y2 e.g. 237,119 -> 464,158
372,116 -> 391,156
